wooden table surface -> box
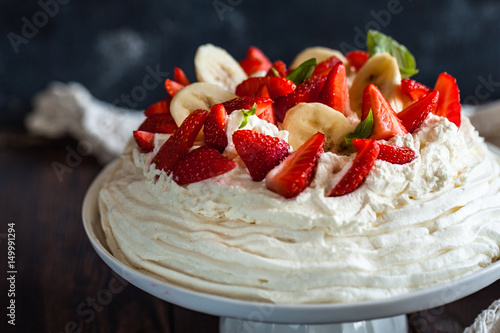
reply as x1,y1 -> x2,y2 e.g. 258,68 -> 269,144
1,131 -> 499,333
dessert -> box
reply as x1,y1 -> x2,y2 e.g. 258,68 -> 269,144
99,31 -> 500,304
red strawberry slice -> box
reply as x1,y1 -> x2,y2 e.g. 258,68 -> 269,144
312,55 -> 343,77
317,62 -> 352,117
239,46 -> 272,76
222,96 -> 273,115
345,51 -> 369,71
133,130 -> 155,153
273,75 -> 327,122
328,138 -> 380,197
361,84 -> 408,140
172,146 -> 236,185
235,76 -> 296,99
266,60 -> 288,77
353,139 -> 415,165
433,72 -> 461,128
174,67 -> 191,86
151,109 -> 208,174
233,130 -> 290,181
144,98 -> 172,117
265,132 -> 325,198
204,104 -> 228,153
254,85 -> 276,124
397,90 -> 439,133
138,113 -> 178,134
401,78 -> 432,102
165,79 -> 184,97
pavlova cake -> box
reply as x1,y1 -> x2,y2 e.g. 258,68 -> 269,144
99,31 -> 500,303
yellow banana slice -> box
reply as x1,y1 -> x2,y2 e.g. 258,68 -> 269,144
281,102 -> 354,153
349,52 -> 401,117
194,44 -> 248,93
170,82 -> 236,126
290,47 -> 347,69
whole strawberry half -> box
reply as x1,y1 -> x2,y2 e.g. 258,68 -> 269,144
151,109 -> 208,174
233,130 -> 290,181
138,113 -> 178,134
328,138 -> 380,197
165,79 -> 184,97
172,146 -> 236,185
174,67 -> 191,86
133,130 -> 155,153
265,132 -> 325,198
397,90 -> 439,133
361,84 -> 408,141
239,46 -> 272,76
273,75 -> 327,122
401,78 -> 432,102
433,72 -> 461,128
353,139 -> 415,165
317,62 -> 352,117
204,104 -> 228,153
144,98 -> 172,117
312,55 -> 343,77
235,76 -> 296,99
345,50 -> 369,71
222,96 -> 273,115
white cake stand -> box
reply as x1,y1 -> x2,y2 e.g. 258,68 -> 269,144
82,160 -> 500,333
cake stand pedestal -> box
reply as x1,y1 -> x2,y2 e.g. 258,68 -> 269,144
220,315 -> 407,333
82,160 -> 500,333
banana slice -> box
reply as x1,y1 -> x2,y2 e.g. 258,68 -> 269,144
194,44 -> 248,93
170,82 -> 236,126
290,47 -> 347,69
281,102 -> 355,153
349,52 -> 401,117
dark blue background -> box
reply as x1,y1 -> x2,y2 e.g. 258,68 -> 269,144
2,0 -> 500,129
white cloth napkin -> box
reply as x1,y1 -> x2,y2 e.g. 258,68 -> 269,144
25,83 -> 500,331
465,299 -> 500,333
25,82 -> 144,163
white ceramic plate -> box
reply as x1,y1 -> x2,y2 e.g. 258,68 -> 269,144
82,146 -> 500,325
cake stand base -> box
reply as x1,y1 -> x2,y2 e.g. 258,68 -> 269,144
219,314 -> 408,333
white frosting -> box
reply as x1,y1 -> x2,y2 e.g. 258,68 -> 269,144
99,114 -> 500,304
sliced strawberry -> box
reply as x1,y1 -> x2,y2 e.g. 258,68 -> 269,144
221,96 -> 273,115
239,46 -> 272,76
433,72 -> 461,128
266,60 -> 288,77
144,98 -> 172,117
151,109 -> 208,174
265,132 -> 325,198
317,62 -> 351,116
165,79 -> 184,97
138,113 -> 178,134
328,138 -> 380,197
353,139 -> 415,165
401,78 -> 432,101
172,146 -> 236,185
273,75 -> 327,122
345,51 -> 369,71
204,104 -> 228,153
312,56 -> 343,77
361,84 -> 408,140
133,130 -> 155,153
174,67 -> 191,86
397,90 -> 439,133
254,85 -> 276,124
235,76 -> 296,99
233,130 -> 290,181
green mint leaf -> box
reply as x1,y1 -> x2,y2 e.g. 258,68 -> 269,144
286,58 -> 317,84
344,109 -> 374,146
239,103 -> 257,129
271,67 -> 280,77
366,30 -> 419,78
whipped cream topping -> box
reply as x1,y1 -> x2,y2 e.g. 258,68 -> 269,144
99,114 -> 500,303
